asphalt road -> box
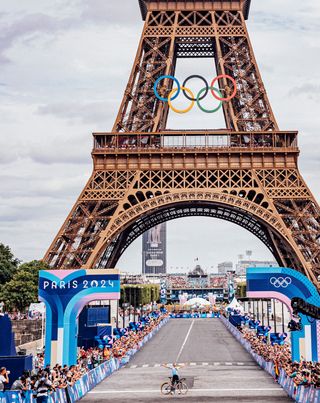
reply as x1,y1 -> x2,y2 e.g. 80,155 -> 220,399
82,319 -> 291,403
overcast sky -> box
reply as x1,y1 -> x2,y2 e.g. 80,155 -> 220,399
1,0 -> 320,273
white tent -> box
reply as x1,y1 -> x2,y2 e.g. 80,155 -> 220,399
225,297 -> 244,313
183,297 -> 211,308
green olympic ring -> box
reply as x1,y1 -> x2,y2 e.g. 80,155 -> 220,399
196,87 -> 223,113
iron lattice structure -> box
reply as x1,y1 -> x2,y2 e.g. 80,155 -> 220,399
44,0 -> 320,287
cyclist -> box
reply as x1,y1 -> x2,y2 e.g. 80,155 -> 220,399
162,363 -> 184,392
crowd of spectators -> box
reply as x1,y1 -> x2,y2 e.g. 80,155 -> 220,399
167,274 -> 227,290
241,326 -> 320,389
5,311 -> 168,400
209,276 -> 228,288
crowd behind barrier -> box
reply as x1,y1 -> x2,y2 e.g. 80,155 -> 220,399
166,274 -> 227,289
221,315 -> 320,402
1,312 -> 169,403
169,312 -> 221,319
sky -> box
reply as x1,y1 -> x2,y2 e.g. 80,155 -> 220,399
0,0 -> 320,273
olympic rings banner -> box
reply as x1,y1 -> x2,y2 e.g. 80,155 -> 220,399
153,74 -> 237,114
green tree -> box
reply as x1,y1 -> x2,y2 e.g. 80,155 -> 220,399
236,282 -> 247,298
120,284 -> 160,306
0,243 -> 19,284
0,260 -> 49,311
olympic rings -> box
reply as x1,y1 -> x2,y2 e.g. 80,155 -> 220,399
182,75 -> 209,101
154,75 -> 181,102
168,87 -> 195,114
211,74 -> 237,102
270,276 -> 292,288
154,74 -> 237,113
197,87 -> 223,114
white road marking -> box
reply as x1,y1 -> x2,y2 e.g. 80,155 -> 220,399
154,364 -> 161,367
175,319 -> 195,362
89,388 -> 283,394
225,362 -> 232,365
213,362 -> 220,366
190,362 -> 197,366
130,365 -> 137,368
202,362 -> 209,366
142,364 -> 149,368
237,362 -> 245,366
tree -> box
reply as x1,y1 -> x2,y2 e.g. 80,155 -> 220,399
120,284 -> 160,306
0,243 -> 19,284
0,271 -> 38,311
236,282 -> 246,298
0,260 -> 49,312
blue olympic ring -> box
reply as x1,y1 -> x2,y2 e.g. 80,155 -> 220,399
153,75 -> 181,102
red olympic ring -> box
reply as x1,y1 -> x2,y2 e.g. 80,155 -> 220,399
211,74 -> 237,102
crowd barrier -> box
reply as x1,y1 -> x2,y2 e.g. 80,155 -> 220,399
221,315 -> 320,403
0,316 -> 170,403
170,313 -> 220,319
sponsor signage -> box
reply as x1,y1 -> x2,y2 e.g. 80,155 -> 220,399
142,223 -> 167,274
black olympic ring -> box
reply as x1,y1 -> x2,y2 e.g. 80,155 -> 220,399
182,75 -> 209,101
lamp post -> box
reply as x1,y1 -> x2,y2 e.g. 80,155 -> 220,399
122,303 -> 129,329
116,300 -> 119,328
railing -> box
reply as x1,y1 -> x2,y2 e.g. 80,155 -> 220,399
93,131 -> 298,152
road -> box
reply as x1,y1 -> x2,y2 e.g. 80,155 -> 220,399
82,319 -> 291,402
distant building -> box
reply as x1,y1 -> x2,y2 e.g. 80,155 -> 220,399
218,261 -> 233,275
235,259 -> 277,276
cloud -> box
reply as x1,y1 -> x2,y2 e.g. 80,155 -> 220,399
37,101 -> 116,124
0,0 -> 141,65
288,84 -> 320,102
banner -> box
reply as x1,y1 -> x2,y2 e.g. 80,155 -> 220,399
142,223 -> 166,274
38,269 -> 120,367
160,278 -> 167,304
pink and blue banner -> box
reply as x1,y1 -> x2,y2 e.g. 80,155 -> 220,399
38,269 -> 120,366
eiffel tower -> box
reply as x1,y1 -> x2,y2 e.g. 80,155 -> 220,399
44,0 -> 320,287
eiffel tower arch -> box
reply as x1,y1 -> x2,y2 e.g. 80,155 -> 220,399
44,0 -> 320,287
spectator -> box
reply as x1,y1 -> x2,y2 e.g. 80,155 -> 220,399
34,372 -> 54,403
0,367 -> 9,391
11,375 -> 27,392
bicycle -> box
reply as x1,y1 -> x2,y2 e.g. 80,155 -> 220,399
161,377 -> 188,395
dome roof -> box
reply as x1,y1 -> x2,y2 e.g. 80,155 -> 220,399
189,264 -> 205,276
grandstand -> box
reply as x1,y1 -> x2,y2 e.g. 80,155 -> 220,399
166,265 -> 227,303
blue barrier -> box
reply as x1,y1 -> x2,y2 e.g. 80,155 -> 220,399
221,315 -> 320,403
3,316 -> 170,402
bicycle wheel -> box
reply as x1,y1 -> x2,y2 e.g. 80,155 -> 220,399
161,382 -> 172,395
177,381 -> 188,395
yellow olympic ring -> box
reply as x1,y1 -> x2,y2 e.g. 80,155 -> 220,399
168,87 -> 195,114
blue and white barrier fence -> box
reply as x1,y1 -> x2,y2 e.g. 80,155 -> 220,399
221,315 -> 320,403
170,312 -> 220,319
0,316 -> 170,403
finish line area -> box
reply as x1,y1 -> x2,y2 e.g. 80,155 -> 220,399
82,319 -> 290,402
